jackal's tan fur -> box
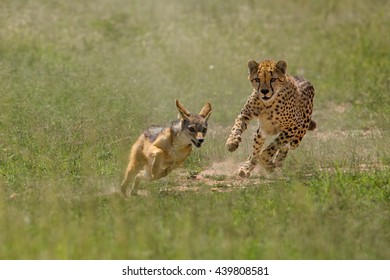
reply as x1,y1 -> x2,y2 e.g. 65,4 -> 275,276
120,100 -> 212,196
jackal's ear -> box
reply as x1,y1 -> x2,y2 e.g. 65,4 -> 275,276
199,102 -> 212,121
175,99 -> 191,120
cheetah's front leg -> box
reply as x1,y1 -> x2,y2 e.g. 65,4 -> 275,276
226,108 -> 253,152
226,117 -> 244,152
237,129 -> 266,178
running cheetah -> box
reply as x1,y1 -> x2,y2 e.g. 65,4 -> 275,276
226,59 -> 316,177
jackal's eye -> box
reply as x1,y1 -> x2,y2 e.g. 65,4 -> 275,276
202,128 -> 207,133
270,78 -> 277,82
189,127 -> 196,132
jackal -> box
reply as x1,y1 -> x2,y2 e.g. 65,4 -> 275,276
120,100 -> 212,196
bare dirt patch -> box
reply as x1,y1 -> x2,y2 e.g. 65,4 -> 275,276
157,159 -> 279,195
124,127 -> 388,196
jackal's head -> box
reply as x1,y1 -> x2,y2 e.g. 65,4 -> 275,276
175,99 -> 212,148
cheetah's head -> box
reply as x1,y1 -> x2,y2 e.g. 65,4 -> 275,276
248,59 -> 287,102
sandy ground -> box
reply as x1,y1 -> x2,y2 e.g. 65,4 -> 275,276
144,127 -> 388,195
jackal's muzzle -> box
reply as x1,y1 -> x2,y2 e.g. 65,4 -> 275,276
191,138 -> 204,148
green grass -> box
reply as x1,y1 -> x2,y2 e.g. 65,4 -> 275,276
1,0 -> 390,259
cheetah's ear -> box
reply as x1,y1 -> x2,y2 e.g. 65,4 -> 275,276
176,99 -> 191,120
276,60 -> 287,75
248,60 -> 259,75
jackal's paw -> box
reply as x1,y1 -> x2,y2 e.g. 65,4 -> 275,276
130,189 -> 141,196
162,167 -> 172,177
120,184 -> 128,197
237,168 -> 251,178
226,137 -> 240,152
152,169 -> 170,180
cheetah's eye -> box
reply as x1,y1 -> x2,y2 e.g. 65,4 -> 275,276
270,78 -> 277,82
189,127 -> 196,132
254,78 -> 260,83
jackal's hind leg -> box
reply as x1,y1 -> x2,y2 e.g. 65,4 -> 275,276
120,162 -> 142,197
129,170 -> 149,196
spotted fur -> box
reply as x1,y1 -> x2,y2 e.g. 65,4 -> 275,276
226,59 -> 316,177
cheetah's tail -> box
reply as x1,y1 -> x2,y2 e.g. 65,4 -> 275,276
308,120 -> 317,131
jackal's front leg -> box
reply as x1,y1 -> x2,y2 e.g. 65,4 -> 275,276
147,146 -> 168,180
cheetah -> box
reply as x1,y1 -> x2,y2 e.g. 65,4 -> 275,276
226,59 -> 316,178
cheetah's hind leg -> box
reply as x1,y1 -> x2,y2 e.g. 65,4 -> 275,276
238,155 -> 258,178
273,144 -> 289,168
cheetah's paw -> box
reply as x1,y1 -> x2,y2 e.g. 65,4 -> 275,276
237,168 -> 251,178
226,138 -> 240,152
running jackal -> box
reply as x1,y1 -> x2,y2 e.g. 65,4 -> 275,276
120,100 -> 212,196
